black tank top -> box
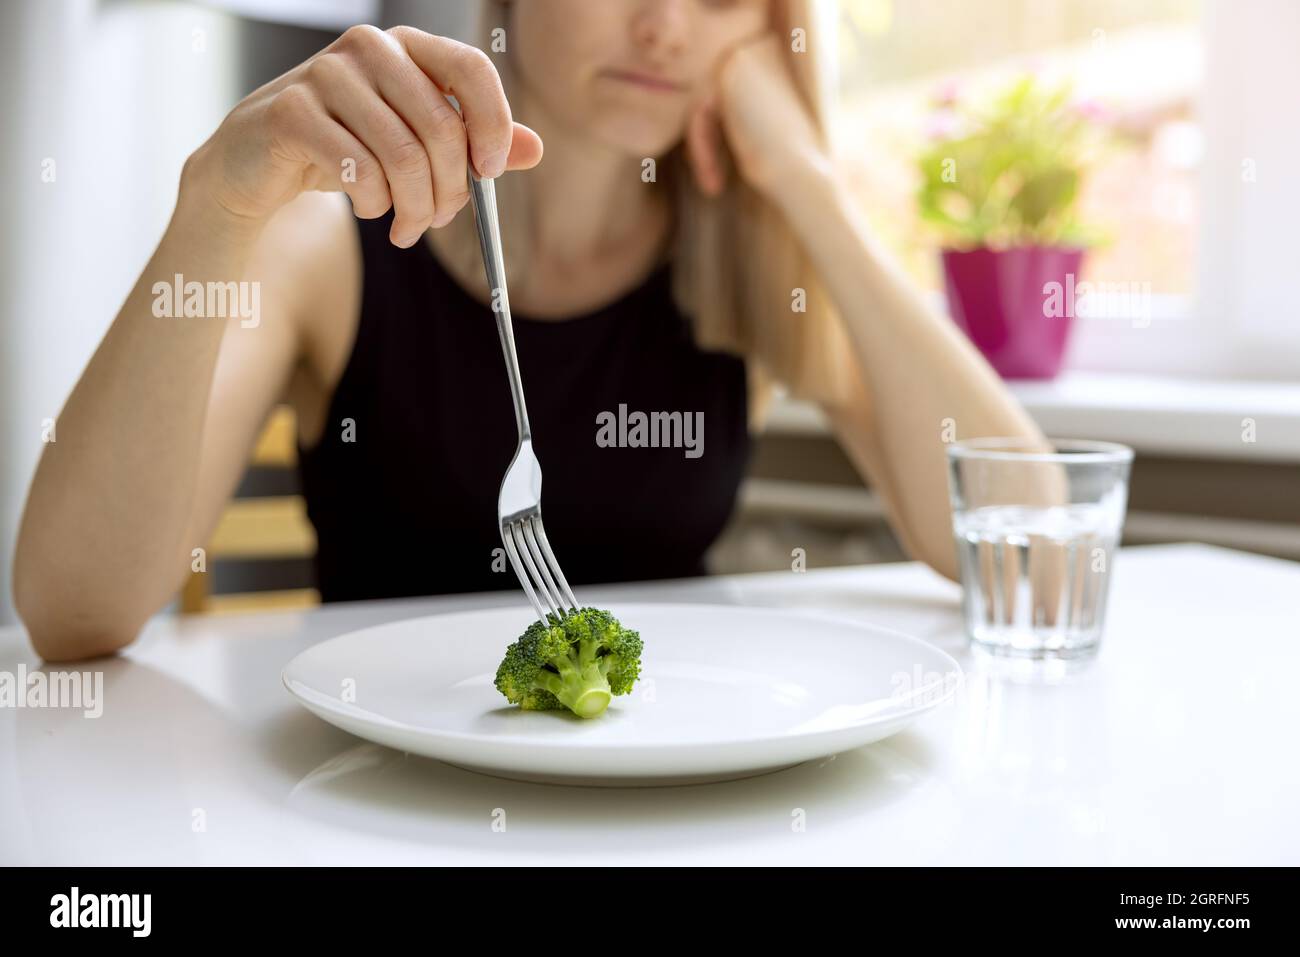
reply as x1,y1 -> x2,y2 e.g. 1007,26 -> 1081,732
297,210 -> 753,602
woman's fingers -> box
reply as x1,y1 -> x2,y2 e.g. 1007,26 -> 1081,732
391,28 -> 514,178
263,83 -> 393,218
323,27 -> 543,243
422,101 -> 471,227
364,45 -> 472,228
226,25 -> 543,243
685,92 -> 726,197
313,51 -> 436,246
504,122 -> 545,172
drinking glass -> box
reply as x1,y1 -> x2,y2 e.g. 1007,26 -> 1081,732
946,438 -> 1134,658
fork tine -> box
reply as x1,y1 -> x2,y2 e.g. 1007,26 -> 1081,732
521,517 -> 568,617
509,521 -> 564,622
501,524 -> 549,623
532,518 -> 578,612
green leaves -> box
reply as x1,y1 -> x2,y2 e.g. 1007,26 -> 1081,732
916,74 -> 1102,249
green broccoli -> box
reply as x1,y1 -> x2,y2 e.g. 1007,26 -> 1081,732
494,607 -> 643,718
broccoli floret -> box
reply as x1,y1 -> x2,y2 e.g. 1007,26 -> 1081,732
494,607 -> 643,718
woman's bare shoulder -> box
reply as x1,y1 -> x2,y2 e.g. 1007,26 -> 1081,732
253,191 -> 364,394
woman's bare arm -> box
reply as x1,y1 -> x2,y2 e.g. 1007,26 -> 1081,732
777,164 -> 1042,581
12,185 -> 314,661
688,36 -> 1041,581
14,25 -> 542,661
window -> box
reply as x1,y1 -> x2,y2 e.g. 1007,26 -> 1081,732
831,0 -> 1297,379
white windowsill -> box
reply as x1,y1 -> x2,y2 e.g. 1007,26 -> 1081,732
766,371 -> 1300,463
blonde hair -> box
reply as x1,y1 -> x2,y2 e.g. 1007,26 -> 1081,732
445,0 -> 857,427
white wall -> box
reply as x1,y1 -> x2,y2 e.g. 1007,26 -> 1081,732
0,1 -> 241,623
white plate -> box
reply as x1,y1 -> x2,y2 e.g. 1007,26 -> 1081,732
282,603 -> 961,787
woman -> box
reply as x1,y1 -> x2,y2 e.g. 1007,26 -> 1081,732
13,0 -> 1039,661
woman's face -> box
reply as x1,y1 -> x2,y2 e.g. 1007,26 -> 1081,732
510,0 -> 770,157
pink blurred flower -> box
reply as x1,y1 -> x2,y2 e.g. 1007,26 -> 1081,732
931,78 -> 960,108
926,109 -> 961,142
1073,98 -> 1106,121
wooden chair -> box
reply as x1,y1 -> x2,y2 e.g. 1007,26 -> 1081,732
179,406 -> 319,614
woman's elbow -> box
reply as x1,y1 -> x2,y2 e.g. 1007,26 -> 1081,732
892,528 -> 959,583
12,555 -> 142,662
885,511 -> 960,584
918,545 -> 960,584
17,604 -> 140,663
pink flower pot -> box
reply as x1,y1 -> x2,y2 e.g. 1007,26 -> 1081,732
941,246 -> 1084,380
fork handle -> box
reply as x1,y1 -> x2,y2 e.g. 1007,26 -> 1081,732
469,173 -> 531,441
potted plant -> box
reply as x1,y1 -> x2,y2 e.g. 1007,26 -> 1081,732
917,75 -> 1103,379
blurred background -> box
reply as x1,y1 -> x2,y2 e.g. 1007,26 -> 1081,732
1,0 -> 1297,620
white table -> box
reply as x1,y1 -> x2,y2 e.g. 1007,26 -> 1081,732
1,543 -> 1296,865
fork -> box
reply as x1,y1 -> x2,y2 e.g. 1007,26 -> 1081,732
468,172 -> 579,626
